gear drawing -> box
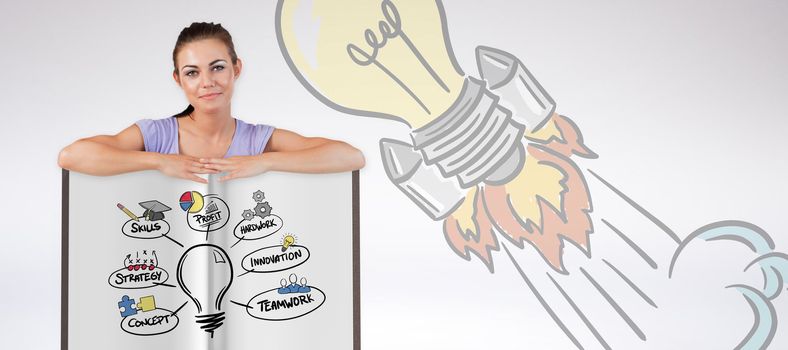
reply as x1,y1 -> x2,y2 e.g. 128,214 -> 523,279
241,209 -> 255,221
252,190 -> 265,203
254,202 -> 272,219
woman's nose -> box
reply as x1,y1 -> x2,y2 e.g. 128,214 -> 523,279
200,75 -> 216,88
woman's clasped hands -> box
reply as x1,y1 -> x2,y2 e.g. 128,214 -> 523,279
155,154 -> 268,184
199,155 -> 271,182
158,154 -> 269,184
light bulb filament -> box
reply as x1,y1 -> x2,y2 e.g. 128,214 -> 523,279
346,0 -> 451,115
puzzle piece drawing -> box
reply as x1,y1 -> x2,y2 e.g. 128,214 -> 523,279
137,295 -> 156,312
118,295 -> 137,317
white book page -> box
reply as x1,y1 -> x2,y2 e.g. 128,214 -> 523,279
218,171 -> 354,350
66,170 -> 355,350
68,171 -> 209,350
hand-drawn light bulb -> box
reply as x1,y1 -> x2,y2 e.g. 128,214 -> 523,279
176,244 -> 234,337
282,234 -> 295,252
278,0 -> 465,127
277,0 -> 594,272
277,0 -> 542,211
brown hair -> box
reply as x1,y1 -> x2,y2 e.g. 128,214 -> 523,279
171,22 -> 238,118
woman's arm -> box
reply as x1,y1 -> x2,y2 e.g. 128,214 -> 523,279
262,128 -> 366,172
201,128 -> 365,181
58,124 -> 215,183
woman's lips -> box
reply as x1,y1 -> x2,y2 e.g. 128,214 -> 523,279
200,92 -> 222,100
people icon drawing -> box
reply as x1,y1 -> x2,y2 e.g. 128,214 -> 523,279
277,278 -> 289,294
277,273 -> 311,294
298,277 -> 311,293
288,273 -> 299,293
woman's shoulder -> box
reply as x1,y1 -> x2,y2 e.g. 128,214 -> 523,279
231,118 -> 276,156
134,116 -> 178,154
235,118 -> 275,136
135,116 -> 177,130
235,118 -> 272,129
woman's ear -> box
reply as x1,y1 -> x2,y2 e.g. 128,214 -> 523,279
234,58 -> 243,79
172,71 -> 181,85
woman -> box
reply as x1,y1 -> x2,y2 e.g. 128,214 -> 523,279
58,22 -> 365,183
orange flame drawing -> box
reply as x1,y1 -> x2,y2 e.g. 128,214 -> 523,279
443,114 -> 596,272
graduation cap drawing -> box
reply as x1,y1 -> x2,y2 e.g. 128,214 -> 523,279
138,200 -> 172,221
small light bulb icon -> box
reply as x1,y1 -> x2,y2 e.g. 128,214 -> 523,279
282,235 -> 296,252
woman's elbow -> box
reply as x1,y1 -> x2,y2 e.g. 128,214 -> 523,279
352,148 -> 366,170
333,141 -> 366,171
58,144 -> 75,170
340,142 -> 365,170
58,138 -> 91,170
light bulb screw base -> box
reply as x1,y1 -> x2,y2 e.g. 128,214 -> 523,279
410,77 -> 525,188
195,311 -> 226,338
380,46 -> 557,220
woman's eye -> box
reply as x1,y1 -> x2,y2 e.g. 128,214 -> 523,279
185,71 -> 197,77
213,66 -> 225,71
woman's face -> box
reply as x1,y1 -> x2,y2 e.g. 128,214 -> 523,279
173,38 -> 241,114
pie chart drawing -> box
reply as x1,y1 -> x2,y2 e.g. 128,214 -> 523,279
179,191 -> 205,213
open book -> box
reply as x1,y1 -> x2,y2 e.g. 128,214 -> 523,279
61,170 -> 359,349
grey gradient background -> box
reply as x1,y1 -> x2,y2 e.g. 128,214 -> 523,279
1,0 -> 787,348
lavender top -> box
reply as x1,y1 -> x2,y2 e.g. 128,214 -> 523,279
135,117 -> 275,157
